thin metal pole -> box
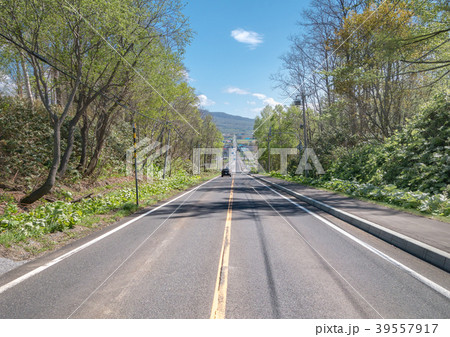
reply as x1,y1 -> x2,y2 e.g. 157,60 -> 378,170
133,123 -> 139,206
268,126 -> 271,172
301,91 -> 308,177
163,127 -> 171,179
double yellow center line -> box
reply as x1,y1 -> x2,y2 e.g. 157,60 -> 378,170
210,177 -> 234,319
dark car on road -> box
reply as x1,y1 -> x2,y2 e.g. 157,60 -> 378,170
221,168 -> 231,177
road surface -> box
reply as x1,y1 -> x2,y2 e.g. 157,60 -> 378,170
0,156 -> 449,318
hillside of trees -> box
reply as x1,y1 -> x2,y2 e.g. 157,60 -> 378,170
254,0 -> 449,216
0,0 -> 223,205
204,111 -> 255,136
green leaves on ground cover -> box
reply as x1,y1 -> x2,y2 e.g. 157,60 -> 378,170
271,173 -> 450,217
0,172 -> 205,244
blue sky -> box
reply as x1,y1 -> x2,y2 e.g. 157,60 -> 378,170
183,0 -> 309,119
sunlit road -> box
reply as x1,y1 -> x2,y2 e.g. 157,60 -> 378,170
0,153 -> 449,318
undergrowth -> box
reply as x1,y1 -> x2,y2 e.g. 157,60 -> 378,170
0,171 -> 214,247
270,172 -> 450,217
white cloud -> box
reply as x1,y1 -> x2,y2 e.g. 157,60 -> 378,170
252,93 -> 266,100
225,86 -> 249,95
231,28 -> 263,49
197,94 -> 215,107
252,93 -> 282,107
262,97 -> 281,107
226,87 -> 282,109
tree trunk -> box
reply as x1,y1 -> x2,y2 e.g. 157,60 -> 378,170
20,123 -> 61,204
15,61 -> 23,98
77,111 -> 89,171
21,53 -> 81,204
19,51 -> 34,104
55,72 -> 62,106
84,112 -> 111,177
58,107 -> 85,177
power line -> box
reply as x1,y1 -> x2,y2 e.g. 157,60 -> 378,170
62,0 -> 200,135
0,30 -> 195,136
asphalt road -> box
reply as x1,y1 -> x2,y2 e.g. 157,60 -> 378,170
0,158 -> 449,318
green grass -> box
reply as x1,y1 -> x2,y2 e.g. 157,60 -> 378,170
268,172 -> 450,221
0,171 -> 218,255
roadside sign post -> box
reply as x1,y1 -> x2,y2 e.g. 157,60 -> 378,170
133,123 -> 139,207
163,127 -> 171,179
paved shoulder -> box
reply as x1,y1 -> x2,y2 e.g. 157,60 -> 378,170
255,175 -> 450,255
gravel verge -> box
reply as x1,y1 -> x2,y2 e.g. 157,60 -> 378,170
0,258 -> 26,276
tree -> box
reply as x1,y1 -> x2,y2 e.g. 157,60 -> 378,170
0,0 -> 84,204
0,0 -> 193,203
58,0 -> 192,177
331,1 -> 424,139
398,0 -> 450,85
272,0 -> 365,115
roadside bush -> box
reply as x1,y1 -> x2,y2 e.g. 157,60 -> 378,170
271,173 -> 449,217
0,172 -> 206,243
0,97 -> 54,188
325,93 -> 449,194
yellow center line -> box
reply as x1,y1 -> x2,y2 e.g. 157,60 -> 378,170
210,177 -> 234,319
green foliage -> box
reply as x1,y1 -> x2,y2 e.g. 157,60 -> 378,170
271,173 -> 450,217
258,92 -> 449,217
257,1 -> 450,216
0,0 -> 209,204
253,105 -> 302,172
0,97 -> 54,187
0,171 -> 207,243
381,93 -> 450,193
326,93 -> 450,194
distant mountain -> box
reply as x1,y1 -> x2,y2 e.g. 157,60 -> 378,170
203,110 -> 254,136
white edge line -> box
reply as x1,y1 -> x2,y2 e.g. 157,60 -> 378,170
258,177 -> 450,260
250,185 -> 384,318
251,176 -> 450,300
0,176 -> 218,295
67,179 -> 205,318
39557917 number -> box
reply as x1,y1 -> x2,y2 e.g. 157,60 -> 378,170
375,324 -> 438,334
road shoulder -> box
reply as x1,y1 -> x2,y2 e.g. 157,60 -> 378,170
252,174 -> 450,273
